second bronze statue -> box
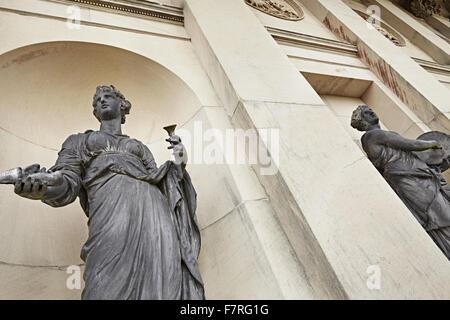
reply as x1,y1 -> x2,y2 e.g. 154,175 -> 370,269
1,85 -> 205,300
351,105 -> 450,260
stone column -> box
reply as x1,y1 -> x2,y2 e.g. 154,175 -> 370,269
184,0 -> 450,299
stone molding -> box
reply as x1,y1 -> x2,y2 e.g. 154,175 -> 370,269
413,57 -> 450,75
244,0 -> 304,21
267,26 -> 359,56
267,26 -> 450,79
47,0 -> 184,24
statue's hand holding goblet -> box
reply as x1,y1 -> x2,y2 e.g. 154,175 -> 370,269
166,134 -> 188,167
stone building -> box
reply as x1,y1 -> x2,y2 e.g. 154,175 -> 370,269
0,0 -> 449,299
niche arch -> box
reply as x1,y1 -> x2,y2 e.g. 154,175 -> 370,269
0,41 -> 203,266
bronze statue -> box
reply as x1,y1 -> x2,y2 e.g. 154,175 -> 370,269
351,105 -> 450,260
0,85 -> 205,299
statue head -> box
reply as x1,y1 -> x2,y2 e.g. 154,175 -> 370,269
351,105 -> 379,132
92,85 -> 131,124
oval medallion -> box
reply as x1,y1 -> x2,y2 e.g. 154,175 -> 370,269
354,10 -> 406,47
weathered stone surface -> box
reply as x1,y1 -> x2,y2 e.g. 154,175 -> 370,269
186,0 -> 450,299
0,263 -> 84,300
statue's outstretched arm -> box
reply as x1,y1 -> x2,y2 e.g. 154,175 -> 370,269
378,131 -> 441,152
1,134 -> 84,207
13,165 -> 69,201
0,164 -> 69,201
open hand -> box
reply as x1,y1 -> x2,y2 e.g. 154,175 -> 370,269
14,165 -> 63,200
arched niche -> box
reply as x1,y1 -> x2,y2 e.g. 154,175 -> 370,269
0,41 -> 203,266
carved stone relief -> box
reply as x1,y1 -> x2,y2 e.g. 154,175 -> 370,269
355,10 -> 407,47
407,0 -> 448,18
244,0 -> 304,21
395,0 -> 450,19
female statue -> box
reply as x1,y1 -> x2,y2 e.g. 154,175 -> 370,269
351,105 -> 450,260
5,85 -> 205,299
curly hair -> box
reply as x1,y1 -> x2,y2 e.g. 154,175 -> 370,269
351,105 -> 373,132
92,85 -> 131,124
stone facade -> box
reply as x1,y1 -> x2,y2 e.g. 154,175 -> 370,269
0,0 -> 448,299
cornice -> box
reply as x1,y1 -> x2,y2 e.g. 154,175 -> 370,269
412,57 -> 450,75
266,26 -> 359,56
267,26 -> 450,78
46,0 -> 184,24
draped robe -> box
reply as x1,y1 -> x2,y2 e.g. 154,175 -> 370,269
42,130 -> 205,299
366,143 -> 450,260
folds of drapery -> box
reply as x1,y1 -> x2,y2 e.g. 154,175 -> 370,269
384,168 -> 450,260
42,132 -> 205,299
